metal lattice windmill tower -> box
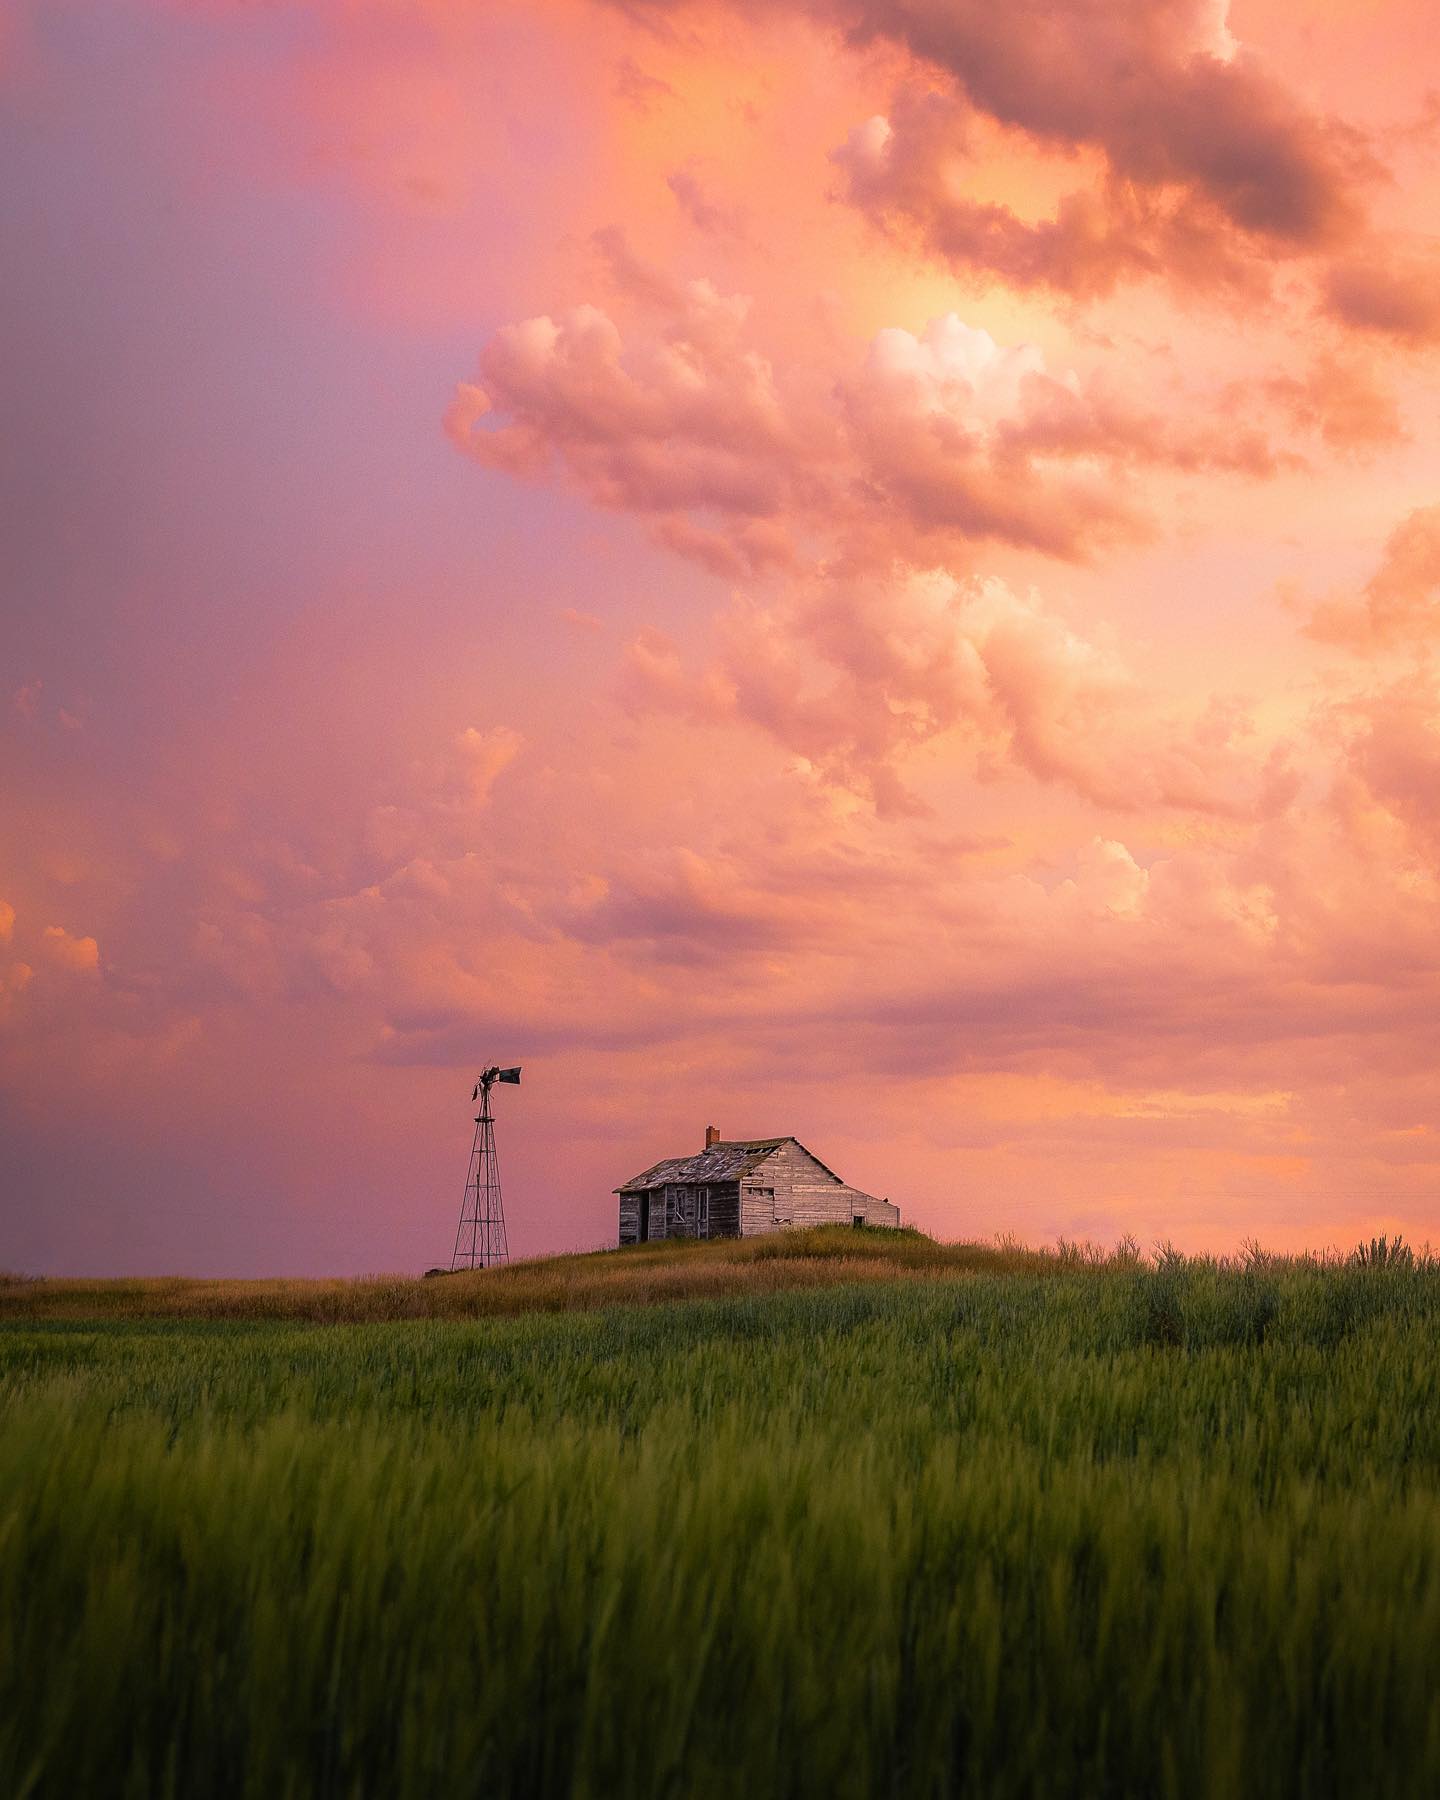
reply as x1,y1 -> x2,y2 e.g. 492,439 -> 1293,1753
451,1065 -> 520,1270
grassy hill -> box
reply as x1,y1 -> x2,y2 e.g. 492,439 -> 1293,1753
0,1226 -> 1057,1322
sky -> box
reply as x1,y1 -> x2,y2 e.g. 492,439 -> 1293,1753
3,0 -> 1439,1274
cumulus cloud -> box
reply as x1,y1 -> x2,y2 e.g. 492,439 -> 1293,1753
451,284 -> 1293,572
832,91 -> 1259,300
0,901 -> 31,1021
836,317 -> 1138,558
456,725 -> 523,805
445,287 -> 812,575
0,961 -> 33,1025
360,723 -> 525,876
840,314 -> 1286,560
667,166 -> 747,238
556,846 -> 821,964
626,563 -> 1296,815
1323,247 -> 1440,343
624,0 -> 1368,301
1336,673 -> 1440,858
1307,505 -> 1440,648
835,0 -> 1358,244
39,924 -> 100,973
1261,352 -> 1405,452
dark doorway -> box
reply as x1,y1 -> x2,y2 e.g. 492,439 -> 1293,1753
639,1193 -> 651,1242
852,1214 -> 864,1228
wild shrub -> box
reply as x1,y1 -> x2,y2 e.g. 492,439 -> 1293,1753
1350,1234 -> 1415,1270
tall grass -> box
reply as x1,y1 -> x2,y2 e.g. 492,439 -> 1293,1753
3,1253 -> 1439,1796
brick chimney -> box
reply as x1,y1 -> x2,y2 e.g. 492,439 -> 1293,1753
705,1124 -> 721,1149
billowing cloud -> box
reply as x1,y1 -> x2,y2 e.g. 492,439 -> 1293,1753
1261,353 -> 1405,453
840,314 -> 1286,558
0,900 -> 30,1022
624,0 -> 1369,303
39,925 -> 100,974
667,165 -> 747,238
1325,670 -> 1440,864
456,725 -> 524,805
363,723 -> 525,873
1323,247 -> 1440,343
444,287 -> 813,574
451,284 -> 1296,571
828,0 -> 1359,246
832,92 -> 1261,300
626,562 -> 1297,815
1307,505 -> 1440,648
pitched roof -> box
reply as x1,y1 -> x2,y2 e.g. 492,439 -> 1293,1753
614,1138 -> 792,1193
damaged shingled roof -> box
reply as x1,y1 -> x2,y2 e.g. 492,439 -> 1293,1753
614,1138 -> 793,1193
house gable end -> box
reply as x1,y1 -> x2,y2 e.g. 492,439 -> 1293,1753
762,1139 -> 845,1184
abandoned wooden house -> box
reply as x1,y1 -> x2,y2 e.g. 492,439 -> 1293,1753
615,1126 -> 901,1243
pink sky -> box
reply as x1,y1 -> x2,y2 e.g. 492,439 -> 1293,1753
3,0 -> 1440,1273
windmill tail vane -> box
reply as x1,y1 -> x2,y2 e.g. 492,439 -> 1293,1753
451,1065 -> 521,1271
472,1067 -> 519,1102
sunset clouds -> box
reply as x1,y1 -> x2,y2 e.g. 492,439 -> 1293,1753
3,0 -> 1440,1273
1308,505 -> 1440,646
449,277 -> 1296,577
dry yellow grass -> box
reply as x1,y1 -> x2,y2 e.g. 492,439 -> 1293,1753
0,1227 -> 1062,1323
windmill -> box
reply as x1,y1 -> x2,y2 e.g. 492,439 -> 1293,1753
450,1066 -> 521,1270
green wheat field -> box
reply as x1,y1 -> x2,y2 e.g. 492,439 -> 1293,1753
3,1229 -> 1438,1798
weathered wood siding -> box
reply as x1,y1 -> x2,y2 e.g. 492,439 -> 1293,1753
740,1140 -> 899,1235
617,1188 -> 645,1246
617,1182 -> 742,1245
708,1183 -> 741,1239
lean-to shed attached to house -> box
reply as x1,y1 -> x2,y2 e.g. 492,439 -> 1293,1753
615,1126 -> 900,1243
